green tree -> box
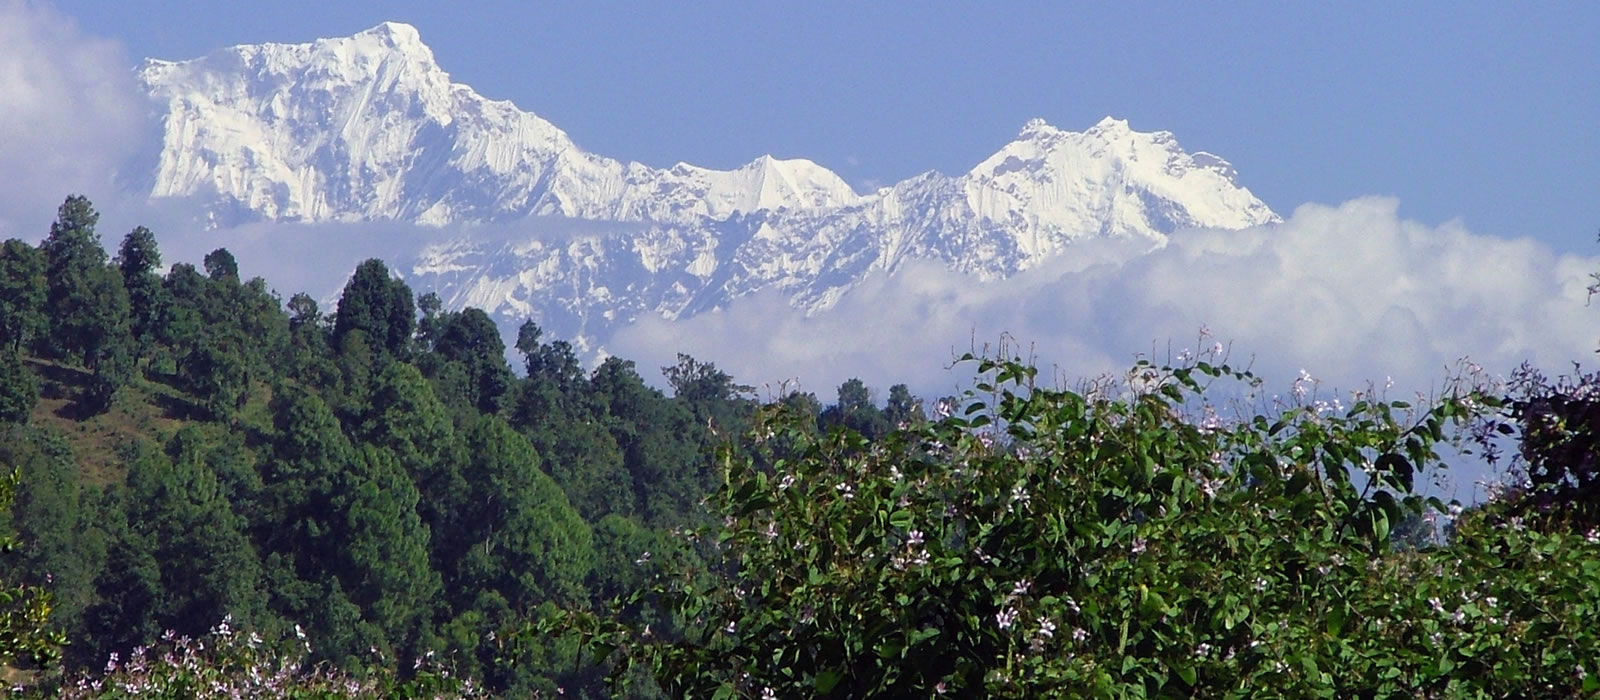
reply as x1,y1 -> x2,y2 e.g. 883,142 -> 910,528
0,238 -> 46,352
156,263 -> 207,376
663,353 -> 754,438
0,468 -> 67,669
333,259 -> 414,359
820,377 -> 888,438
454,417 -> 593,610
883,383 -> 924,429
116,226 -> 168,359
3,431 -> 106,656
0,349 -> 38,424
340,445 -> 443,655
432,308 -> 513,415
262,386 -> 356,580
120,443 -> 267,643
416,291 -> 445,352
591,358 -> 707,527
360,362 -> 463,541
39,197 -> 134,412
554,355 -> 1600,698
202,247 -> 239,282
285,292 -> 339,391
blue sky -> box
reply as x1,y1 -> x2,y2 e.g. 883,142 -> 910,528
45,1 -> 1600,253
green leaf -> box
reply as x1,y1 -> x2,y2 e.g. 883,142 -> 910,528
815,669 -> 844,694
1177,665 -> 1197,686
1326,605 -> 1347,636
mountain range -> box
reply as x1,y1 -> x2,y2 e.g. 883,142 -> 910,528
136,21 -> 1280,352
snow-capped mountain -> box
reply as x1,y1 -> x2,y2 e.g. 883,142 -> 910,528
137,22 -> 1280,351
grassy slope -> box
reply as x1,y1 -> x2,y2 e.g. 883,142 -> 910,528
20,357 -> 273,487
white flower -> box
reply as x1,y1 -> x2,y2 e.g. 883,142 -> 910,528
635,551 -> 652,566
1011,579 -> 1032,596
778,474 -> 795,490
1072,627 -> 1088,642
1586,528 -> 1599,545
1036,616 -> 1057,638
907,530 -> 925,547
724,621 -> 737,635
1195,642 -> 1212,658
1011,484 -> 1030,507
762,688 -> 777,700
1130,537 -> 1147,555
995,608 -> 1019,630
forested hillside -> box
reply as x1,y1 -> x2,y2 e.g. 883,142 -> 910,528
2,196 -> 1599,697
0,196 -> 924,696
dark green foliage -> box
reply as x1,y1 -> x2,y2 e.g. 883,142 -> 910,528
3,199 -> 803,695
432,307 -> 513,415
263,385 -> 355,577
340,445 -> 442,655
592,358 -> 707,526
663,353 -> 755,438
156,263 -> 207,374
2,431 -> 106,653
0,238 -> 47,352
333,258 -> 414,358
416,291 -> 445,351
0,350 -> 39,424
116,443 -> 267,645
0,466 -> 68,669
1490,363 -> 1600,530
820,376 -> 889,438
202,247 -> 239,282
454,417 -> 594,609
115,226 -> 168,359
41,196 -> 132,375
884,383 -> 924,428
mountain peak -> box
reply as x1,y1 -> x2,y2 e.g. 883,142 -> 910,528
1018,117 -> 1057,138
1090,116 -> 1131,132
353,21 -> 425,50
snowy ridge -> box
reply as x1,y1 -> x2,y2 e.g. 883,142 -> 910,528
139,21 -> 858,226
138,22 -> 1280,350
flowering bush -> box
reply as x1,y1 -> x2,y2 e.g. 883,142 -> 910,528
12,617 -> 488,699
554,350 -> 1600,697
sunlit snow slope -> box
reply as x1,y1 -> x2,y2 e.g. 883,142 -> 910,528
138,22 -> 1280,351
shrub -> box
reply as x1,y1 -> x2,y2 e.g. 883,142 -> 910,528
553,350 -> 1600,698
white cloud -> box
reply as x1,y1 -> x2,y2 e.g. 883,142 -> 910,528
0,1 -> 149,242
609,198 -> 1600,493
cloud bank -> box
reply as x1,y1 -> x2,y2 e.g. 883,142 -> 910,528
0,1 -> 149,241
611,197 -> 1599,406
